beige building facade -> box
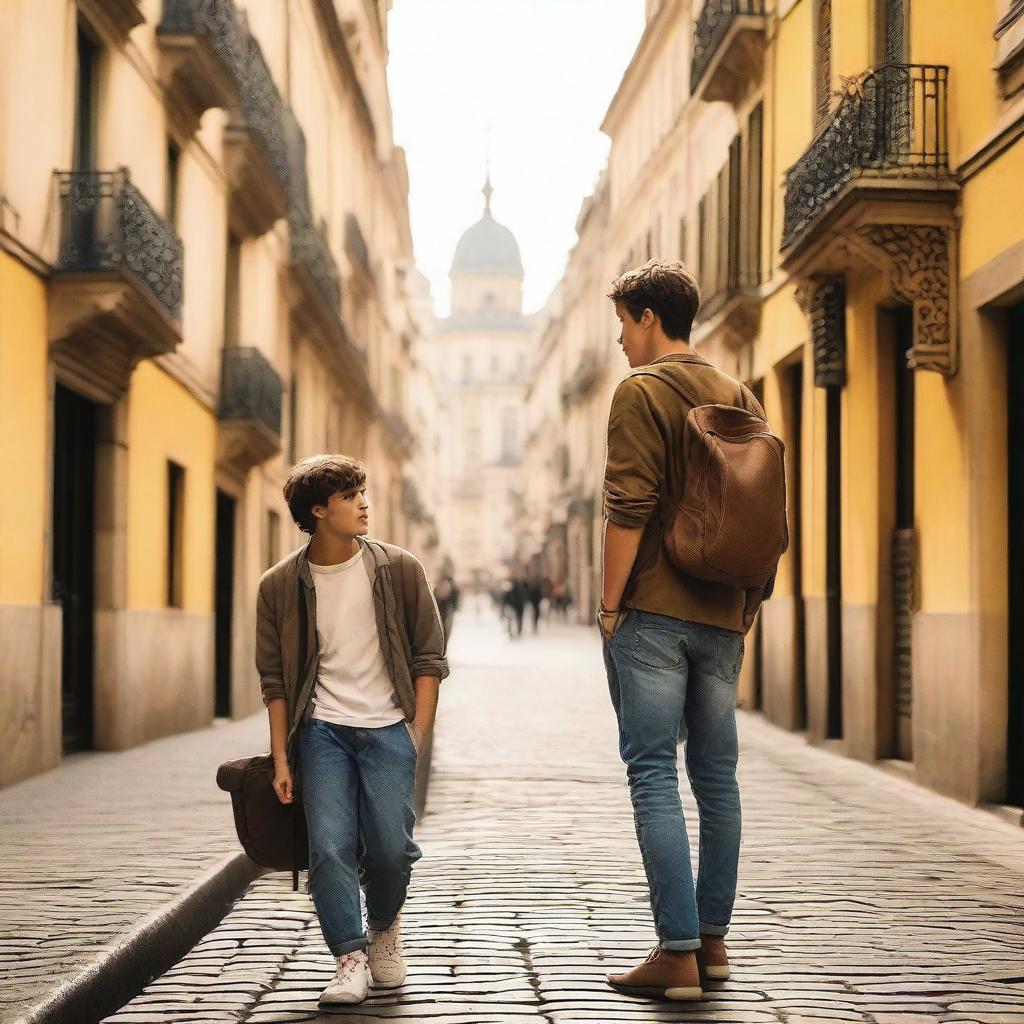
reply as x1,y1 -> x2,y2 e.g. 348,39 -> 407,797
524,0 -> 1024,813
0,0 -> 431,787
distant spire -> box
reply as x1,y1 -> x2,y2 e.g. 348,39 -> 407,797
482,168 -> 493,215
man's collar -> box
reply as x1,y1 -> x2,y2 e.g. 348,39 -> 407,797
298,535 -> 389,589
648,351 -> 708,366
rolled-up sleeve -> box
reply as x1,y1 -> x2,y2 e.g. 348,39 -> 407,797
603,379 -> 664,529
404,555 -> 450,682
255,575 -> 286,706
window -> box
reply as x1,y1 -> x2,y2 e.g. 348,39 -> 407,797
224,233 -> 241,348
879,0 -> 908,63
814,0 -> 833,130
166,141 -> 181,228
74,25 -> 100,171
741,104 -> 764,288
264,510 -> 280,571
501,408 -> 518,462
288,373 -> 299,462
461,354 -> 473,382
166,461 -> 185,608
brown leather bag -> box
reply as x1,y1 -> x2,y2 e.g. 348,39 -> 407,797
216,751 -> 308,890
634,368 -> 789,632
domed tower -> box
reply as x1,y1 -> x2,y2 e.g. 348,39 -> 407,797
425,173 -> 532,589
449,175 -> 524,319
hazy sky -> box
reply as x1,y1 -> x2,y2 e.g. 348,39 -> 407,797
387,0 -> 645,316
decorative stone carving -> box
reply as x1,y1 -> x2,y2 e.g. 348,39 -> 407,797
796,275 -> 847,387
856,224 -> 956,376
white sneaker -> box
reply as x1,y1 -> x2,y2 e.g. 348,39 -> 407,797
319,950 -> 370,1007
367,913 -> 406,987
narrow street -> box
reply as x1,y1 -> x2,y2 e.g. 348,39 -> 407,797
102,613 -> 1024,1024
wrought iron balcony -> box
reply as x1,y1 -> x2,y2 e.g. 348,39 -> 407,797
288,206 -> 342,316
50,169 -> 183,401
690,0 -> 766,103
222,26 -> 289,235
157,0 -> 241,125
345,212 -> 372,278
56,169 -> 183,321
560,354 -> 604,406
384,409 -> 416,455
234,34 -> 291,191
781,64 -> 951,253
217,346 -> 282,469
219,347 -> 282,434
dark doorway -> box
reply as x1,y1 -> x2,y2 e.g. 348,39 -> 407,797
750,378 -> 767,711
891,308 -> 916,760
53,384 -> 96,754
214,490 -> 236,718
787,360 -> 807,730
1008,303 -> 1024,804
825,384 -> 843,739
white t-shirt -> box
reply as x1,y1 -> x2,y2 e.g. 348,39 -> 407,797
309,547 -> 404,728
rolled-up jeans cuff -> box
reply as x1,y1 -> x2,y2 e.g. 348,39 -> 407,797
660,938 -> 702,951
367,915 -> 398,932
328,936 -> 368,956
699,922 -> 729,937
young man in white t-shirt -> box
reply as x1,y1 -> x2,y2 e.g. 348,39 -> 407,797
257,454 -> 448,1008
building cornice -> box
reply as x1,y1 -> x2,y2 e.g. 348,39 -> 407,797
601,0 -> 682,136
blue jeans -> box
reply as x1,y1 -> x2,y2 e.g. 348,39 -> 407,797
603,610 -> 744,951
298,718 -> 421,955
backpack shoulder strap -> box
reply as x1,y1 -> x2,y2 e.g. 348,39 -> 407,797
628,366 -> 703,411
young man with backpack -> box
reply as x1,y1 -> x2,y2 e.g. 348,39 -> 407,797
599,260 -> 786,1001
256,454 -> 448,1008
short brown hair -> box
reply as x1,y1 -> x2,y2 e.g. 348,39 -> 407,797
608,259 -> 701,340
283,454 -> 367,535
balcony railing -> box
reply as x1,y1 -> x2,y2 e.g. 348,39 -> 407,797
288,206 -> 342,315
56,169 -> 183,321
234,34 -> 291,191
781,63 -> 949,251
219,347 -> 282,437
560,355 -> 603,405
281,110 -> 342,316
690,0 -> 765,93
345,212 -> 371,277
158,0 -> 241,62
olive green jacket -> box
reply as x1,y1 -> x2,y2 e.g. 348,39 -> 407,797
255,537 -> 449,748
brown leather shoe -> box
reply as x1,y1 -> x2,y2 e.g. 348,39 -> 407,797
607,947 -> 702,1001
697,934 -> 730,981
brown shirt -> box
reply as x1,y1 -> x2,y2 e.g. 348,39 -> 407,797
602,352 -> 765,633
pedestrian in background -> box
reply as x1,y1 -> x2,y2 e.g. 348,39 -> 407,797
599,261 -> 767,1001
256,455 -> 448,1008
434,571 -> 460,643
526,576 -> 543,633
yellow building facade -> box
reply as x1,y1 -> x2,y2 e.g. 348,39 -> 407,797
527,0 -> 1024,810
0,0 -> 434,787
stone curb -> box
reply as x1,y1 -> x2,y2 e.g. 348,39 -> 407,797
15,852 -> 264,1024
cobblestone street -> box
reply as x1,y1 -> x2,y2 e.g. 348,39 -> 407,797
97,612 -> 1024,1024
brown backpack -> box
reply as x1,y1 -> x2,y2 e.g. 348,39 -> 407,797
633,368 -> 789,632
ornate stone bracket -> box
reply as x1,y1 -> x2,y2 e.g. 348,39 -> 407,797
796,275 -> 847,388
855,224 -> 958,376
